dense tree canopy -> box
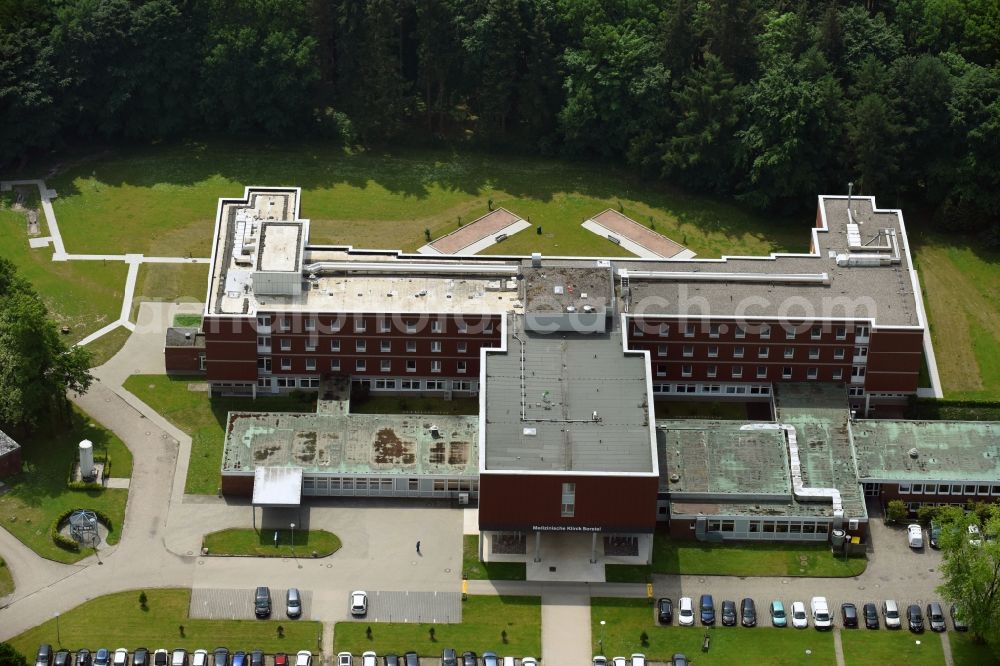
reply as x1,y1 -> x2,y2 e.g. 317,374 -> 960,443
1,0 -> 999,240
0,259 -> 92,434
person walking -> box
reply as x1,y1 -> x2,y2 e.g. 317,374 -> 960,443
416,540 -> 421,554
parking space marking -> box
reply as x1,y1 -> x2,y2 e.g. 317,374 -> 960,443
354,591 -> 462,624
190,588 -> 313,620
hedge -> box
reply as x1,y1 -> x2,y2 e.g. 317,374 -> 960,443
905,397 -> 1000,421
50,507 -> 115,553
65,454 -> 112,489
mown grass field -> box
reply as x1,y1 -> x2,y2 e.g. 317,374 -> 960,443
122,374 -> 315,494
0,557 -> 13,597
462,535 -> 526,581
839,628 -> 946,666
0,407 -> 132,563
7,589 -> 323,655
333,595 -> 541,657
203,528 -> 341,557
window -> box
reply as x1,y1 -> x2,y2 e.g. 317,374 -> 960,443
683,345 -> 694,357
431,341 -> 442,353
431,360 -> 442,373
760,325 -> 771,339
381,340 -> 391,353
758,347 -> 769,358
354,320 -> 366,333
732,366 -> 743,378
757,366 -> 768,379
811,326 -> 822,339
453,380 -> 472,391
457,361 -> 467,374
378,320 -> 391,333
708,345 -> 719,358
402,379 -> 421,390
458,342 -> 467,354
280,317 -> 291,331
734,346 -> 744,358
784,347 -> 795,359
561,483 -> 576,517
406,360 -> 416,373
807,367 -> 818,380
938,484 -> 950,494
707,365 -> 717,378
898,483 -> 911,494
684,323 -> 695,338
306,358 -> 316,371
964,484 -> 976,495
836,326 -> 847,340
330,340 -> 341,352
406,321 -> 417,334
280,339 -> 292,351
978,485 -> 991,495
834,348 -> 845,360
809,347 -> 820,359
656,365 -> 667,377
782,366 -> 793,379
432,320 -> 442,333
833,368 -> 844,380
912,484 -> 924,494
330,359 -> 340,371
852,366 -> 866,379
710,324 -> 721,338
356,359 -> 367,372
786,328 -> 797,340
281,358 -> 291,371
458,323 -> 468,334
951,484 -> 963,495
331,320 -> 342,333
856,346 -> 869,358
257,336 -> 271,348
681,365 -> 693,377
256,315 -> 271,328
427,380 -> 445,390
356,340 -> 367,353
857,325 -> 870,338
633,324 -> 644,337
735,326 -> 746,339
305,339 -> 316,352
406,340 -> 416,352
659,323 -> 670,336
484,322 -> 494,334
658,344 -> 668,357
305,318 -> 315,331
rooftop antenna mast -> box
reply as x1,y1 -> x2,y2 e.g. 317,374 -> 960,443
847,181 -> 854,225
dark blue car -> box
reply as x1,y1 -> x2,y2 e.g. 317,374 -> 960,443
700,594 -> 716,625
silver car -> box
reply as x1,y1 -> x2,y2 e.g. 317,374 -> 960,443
286,588 -> 302,618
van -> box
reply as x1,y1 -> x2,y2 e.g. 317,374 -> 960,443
883,600 -> 901,629
810,597 -> 832,630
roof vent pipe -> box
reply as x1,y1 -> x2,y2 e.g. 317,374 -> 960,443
847,181 -> 854,225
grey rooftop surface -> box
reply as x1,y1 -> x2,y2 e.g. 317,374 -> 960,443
165,327 -> 204,347
222,410 -> 479,476
659,420 -> 790,496
522,266 -> 613,313
483,315 -> 655,474
853,420 -> 1000,483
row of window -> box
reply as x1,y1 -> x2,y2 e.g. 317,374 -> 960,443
265,357 -> 469,373
654,364 -> 859,380
653,344 -> 864,361
261,376 -> 474,392
653,383 -> 771,396
897,483 -> 1000,496
301,477 -> 478,492
263,338 -> 475,354
258,315 -> 495,335
633,322 -> 870,340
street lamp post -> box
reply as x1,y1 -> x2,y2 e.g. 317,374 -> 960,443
599,619 -> 606,654
290,522 -> 296,556
55,613 -> 60,645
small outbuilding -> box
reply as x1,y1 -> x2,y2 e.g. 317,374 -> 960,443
0,429 -> 23,478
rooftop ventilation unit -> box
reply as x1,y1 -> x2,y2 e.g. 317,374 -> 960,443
531,252 -> 542,268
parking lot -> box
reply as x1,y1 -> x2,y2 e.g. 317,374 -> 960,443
189,588 -> 314,621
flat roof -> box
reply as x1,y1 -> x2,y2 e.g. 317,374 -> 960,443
165,327 -> 204,347
853,420 -> 1000,483
258,223 -> 302,272
523,266 -> 613,313
590,209 -> 687,258
483,315 -> 656,474
223,411 -> 479,476
430,208 -> 521,254
252,466 -> 303,506
660,420 -> 790,495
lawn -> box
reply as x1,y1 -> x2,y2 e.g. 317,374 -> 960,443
652,531 -> 867,577
0,557 -> 13,597
122,374 -> 315,494
7,588 -> 323,655
0,407 -> 132,563
462,535 -> 526,581
912,234 -> 1000,401
44,142 -> 803,260
653,400 -> 749,420
84,325 -> 133,368
333,595 -> 541,657
173,314 -> 204,328
203,528 -> 341,557
351,395 -> 479,416
130,263 -> 210,319
591,598 -> 836,664
840,628 -> 945,666
949,632 -> 1000,665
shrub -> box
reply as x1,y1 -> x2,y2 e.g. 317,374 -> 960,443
49,507 -> 114,552
886,500 -> 908,525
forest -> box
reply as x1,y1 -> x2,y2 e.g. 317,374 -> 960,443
1,0 -> 998,241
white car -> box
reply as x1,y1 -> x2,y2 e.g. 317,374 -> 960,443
592,658 -> 607,666
791,601 -> 808,629
521,659 -> 538,666
191,652 -> 208,666
630,656 -> 645,666
907,524 -> 924,548
810,597 -> 832,630
612,658 -> 627,666
350,590 -> 368,616
968,524 -> 983,546
360,652 -> 376,666
678,597 -> 695,626
295,651 -> 312,666
336,653 -> 352,666
113,650 -> 129,666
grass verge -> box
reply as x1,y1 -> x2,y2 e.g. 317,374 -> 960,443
949,632 -> 1000,665
173,314 -> 204,327
7,588 -> 323,655
591,597 -> 835,664
0,558 -> 13,597
0,407 -> 131,563
351,395 -> 479,416
333,596 -> 541,657
83,326 -> 133,368
122,374 -> 315,494
605,565 -> 652,584
839,628 -> 945,666
652,531 -> 867,577
203,528 -> 341,557
462,535 -> 526,581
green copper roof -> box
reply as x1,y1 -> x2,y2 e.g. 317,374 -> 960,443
853,420 -> 1000,482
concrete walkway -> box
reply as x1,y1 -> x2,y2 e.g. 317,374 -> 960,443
833,627 -> 845,666
542,589 -> 591,666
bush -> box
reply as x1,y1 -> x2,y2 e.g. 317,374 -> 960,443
917,505 -> 941,525
886,500 -> 908,525
49,507 -> 114,552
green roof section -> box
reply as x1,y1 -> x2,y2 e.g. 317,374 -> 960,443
853,420 -> 1000,483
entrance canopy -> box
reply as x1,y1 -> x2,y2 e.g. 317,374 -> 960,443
252,466 -> 303,507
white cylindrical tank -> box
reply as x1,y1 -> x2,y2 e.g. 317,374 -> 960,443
79,440 -> 94,478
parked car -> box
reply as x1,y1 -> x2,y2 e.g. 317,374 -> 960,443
791,601 -> 808,629
273,654 -> 287,666
611,658 -> 627,666
336,653 -> 352,666
113,650 -> 129,666
53,651 -> 71,666
907,524 -> 924,548
740,598 -> 757,627
249,651 -> 263,666
770,600 -> 787,628
459,653 -> 476,666
841,603 -> 858,628
951,604 -> 969,631
628,655 -> 645,666
968,524 -> 983,546
77,650 -> 93,666
350,590 -> 368,616
170,650 -> 187,666
482,653 -> 499,666
361,652 -> 377,666
36,645 -> 53,666
883,600 -> 902,629
863,603 -> 879,629
521,659 -> 539,666
383,657 -> 400,666
927,603 -> 946,632
190,652 -> 207,666
721,600 -> 737,626
212,649 -> 229,666
254,587 -> 271,618
929,520 -> 943,548
656,597 -> 673,624
403,654 -> 418,666
591,658 -> 606,666
95,649 -> 111,666
230,652 -> 246,666
678,597 -> 695,626
810,597 -> 832,630
286,588 -> 302,618
294,652 -> 311,666
132,650 -> 148,666
440,649 -> 456,666
907,604 -> 925,633
699,594 -> 716,625
671,654 -> 688,666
